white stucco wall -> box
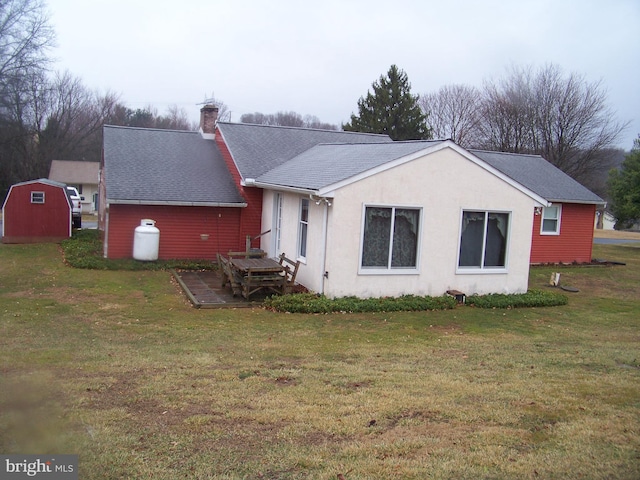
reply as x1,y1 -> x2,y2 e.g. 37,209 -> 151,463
260,190 -> 328,291
261,147 -> 537,298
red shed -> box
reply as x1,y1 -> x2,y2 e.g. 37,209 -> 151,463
2,178 -> 72,243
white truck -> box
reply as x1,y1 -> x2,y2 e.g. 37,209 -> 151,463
65,186 -> 82,228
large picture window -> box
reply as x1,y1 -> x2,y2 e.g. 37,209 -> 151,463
361,206 -> 421,271
541,205 -> 561,235
297,198 -> 309,260
458,210 -> 510,270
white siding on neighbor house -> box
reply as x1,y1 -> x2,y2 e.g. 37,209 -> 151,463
261,147 -> 538,298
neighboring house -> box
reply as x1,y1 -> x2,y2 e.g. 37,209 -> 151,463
2,179 -> 72,243
595,210 -> 616,230
470,150 -> 605,264
48,160 -> 100,214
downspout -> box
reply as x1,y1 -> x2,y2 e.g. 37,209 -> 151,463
319,198 -> 330,295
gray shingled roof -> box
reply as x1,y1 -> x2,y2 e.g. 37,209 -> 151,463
470,149 -> 604,204
49,160 -> 100,185
103,126 -> 245,205
217,122 -> 391,180
256,140 -> 444,191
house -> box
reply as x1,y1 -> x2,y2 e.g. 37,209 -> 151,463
49,160 -> 100,213
240,140 -> 549,298
595,209 -> 616,230
101,105 -> 603,297
2,178 -> 72,243
470,150 -> 605,264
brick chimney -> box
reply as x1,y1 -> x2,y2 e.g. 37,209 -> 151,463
199,105 -> 218,139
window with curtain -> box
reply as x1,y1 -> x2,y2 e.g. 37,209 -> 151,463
458,210 -> 509,269
361,206 -> 420,271
541,205 -> 561,235
297,198 -> 309,259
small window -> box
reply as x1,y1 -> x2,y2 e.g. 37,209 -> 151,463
31,191 -> 45,204
458,210 -> 510,270
541,205 -> 561,235
360,205 -> 421,272
297,198 -> 309,260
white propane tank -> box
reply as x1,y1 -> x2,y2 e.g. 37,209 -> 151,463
133,219 -> 160,261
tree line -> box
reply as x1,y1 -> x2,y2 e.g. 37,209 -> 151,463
0,0 -> 196,200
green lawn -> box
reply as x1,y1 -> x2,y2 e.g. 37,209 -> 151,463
1,241 -> 639,479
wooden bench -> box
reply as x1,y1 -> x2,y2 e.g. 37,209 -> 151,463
278,253 -> 300,294
217,253 -> 243,296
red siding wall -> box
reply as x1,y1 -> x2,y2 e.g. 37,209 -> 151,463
105,204 -> 243,259
216,134 -> 263,249
530,203 -> 596,264
2,182 -> 71,243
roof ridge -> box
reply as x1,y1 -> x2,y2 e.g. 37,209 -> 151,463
103,124 -> 197,134
311,139 -> 443,147
217,121 -> 389,137
469,148 -> 542,159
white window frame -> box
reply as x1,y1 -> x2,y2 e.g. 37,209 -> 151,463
297,198 -> 309,262
271,193 -> 283,256
31,191 -> 45,204
456,209 -> 511,274
358,204 -> 422,275
540,204 -> 562,235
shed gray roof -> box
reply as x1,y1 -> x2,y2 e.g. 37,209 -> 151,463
470,150 -> 604,204
217,122 -> 391,180
103,126 -> 245,206
256,140 -> 444,191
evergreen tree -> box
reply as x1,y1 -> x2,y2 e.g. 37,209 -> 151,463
343,65 -> 431,140
608,136 -> 640,229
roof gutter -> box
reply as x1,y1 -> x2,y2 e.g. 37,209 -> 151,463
548,198 -> 607,206
247,179 -> 324,197
106,199 -> 247,207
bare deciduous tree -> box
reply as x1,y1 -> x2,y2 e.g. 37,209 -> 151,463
419,84 -> 482,147
0,0 -> 55,197
240,111 -> 337,130
422,64 -> 628,187
478,64 -> 628,184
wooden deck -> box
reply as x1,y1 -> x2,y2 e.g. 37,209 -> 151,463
172,270 -> 274,308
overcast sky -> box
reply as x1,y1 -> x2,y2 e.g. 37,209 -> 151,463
46,0 -> 639,149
